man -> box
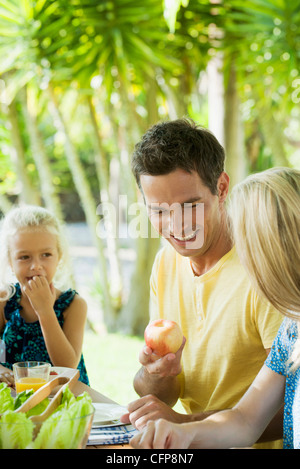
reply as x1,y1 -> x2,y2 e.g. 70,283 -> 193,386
121,118 -> 283,448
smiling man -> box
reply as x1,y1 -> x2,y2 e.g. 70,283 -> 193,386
122,118 -> 283,449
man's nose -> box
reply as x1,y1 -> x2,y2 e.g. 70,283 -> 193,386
170,209 -> 186,236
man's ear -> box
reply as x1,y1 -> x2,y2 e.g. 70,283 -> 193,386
217,172 -> 230,203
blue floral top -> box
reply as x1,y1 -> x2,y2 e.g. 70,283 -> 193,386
0,283 -> 89,385
265,318 -> 300,449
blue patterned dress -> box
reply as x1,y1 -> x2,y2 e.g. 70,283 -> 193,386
265,318 -> 300,449
0,283 -> 89,385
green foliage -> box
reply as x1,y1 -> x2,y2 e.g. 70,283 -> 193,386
0,0 -> 299,326
223,0 -> 300,111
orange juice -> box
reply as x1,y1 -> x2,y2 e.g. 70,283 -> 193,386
15,377 -> 47,393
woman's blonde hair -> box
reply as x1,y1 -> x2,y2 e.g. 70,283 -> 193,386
228,167 -> 300,368
0,205 -> 70,300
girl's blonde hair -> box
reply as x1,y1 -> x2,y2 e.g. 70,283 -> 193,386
0,205 -> 70,300
228,167 -> 300,368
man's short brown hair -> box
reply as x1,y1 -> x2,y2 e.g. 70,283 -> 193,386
131,118 -> 225,195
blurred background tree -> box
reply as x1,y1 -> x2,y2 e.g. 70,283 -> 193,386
0,0 -> 299,335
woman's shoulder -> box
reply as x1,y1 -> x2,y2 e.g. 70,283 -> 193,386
281,317 -> 298,340
270,318 -> 297,357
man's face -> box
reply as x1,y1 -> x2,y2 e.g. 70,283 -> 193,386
140,169 -> 226,258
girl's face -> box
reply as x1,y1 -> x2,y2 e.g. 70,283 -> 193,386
9,228 -> 60,286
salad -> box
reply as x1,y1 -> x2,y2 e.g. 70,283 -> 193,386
0,382 -> 94,449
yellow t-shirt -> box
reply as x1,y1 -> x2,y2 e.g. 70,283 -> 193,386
150,244 -> 283,448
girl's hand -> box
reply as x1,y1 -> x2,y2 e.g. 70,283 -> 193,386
23,276 -> 56,318
0,367 -> 14,387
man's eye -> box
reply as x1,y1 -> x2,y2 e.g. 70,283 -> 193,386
151,210 -> 168,216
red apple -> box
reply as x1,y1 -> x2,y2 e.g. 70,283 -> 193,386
144,319 -> 183,357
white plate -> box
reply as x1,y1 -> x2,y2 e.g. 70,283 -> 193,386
49,366 -> 70,379
92,403 -> 128,427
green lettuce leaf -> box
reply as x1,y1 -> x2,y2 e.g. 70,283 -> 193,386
0,410 -> 34,449
13,388 -> 50,417
29,407 -> 75,449
13,389 -> 34,410
26,397 -> 50,417
0,382 -> 14,413
31,390 -> 94,449
56,384 -> 76,411
65,393 -> 94,448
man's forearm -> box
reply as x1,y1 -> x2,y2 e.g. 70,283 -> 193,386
134,366 -> 181,407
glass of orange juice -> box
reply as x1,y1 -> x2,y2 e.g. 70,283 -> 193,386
13,361 -> 51,393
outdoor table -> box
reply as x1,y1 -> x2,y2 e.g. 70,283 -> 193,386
73,380 -> 132,449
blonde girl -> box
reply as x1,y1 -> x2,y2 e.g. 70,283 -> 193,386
130,167 -> 300,449
0,205 -> 89,386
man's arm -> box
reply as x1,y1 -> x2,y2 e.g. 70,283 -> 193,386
134,366 -> 181,407
120,339 -> 185,428
133,338 -> 185,404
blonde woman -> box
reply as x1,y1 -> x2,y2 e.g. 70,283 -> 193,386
130,167 -> 300,449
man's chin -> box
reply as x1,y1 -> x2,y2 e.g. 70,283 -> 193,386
166,236 -> 205,256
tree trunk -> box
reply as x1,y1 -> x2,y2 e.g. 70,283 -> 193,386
207,54 -> 225,145
87,96 -> 123,310
119,231 -> 161,336
47,84 -> 116,328
21,87 -> 64,223
20,86 -> 77,288
6,99 -> 41,205
145,76 -> 159,128
258,105 -> 290,167
0,193 -> 13,214
223,60 -> 248,188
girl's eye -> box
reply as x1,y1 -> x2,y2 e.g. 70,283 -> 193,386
19,256 -> 29,261
42,253 -> 52,257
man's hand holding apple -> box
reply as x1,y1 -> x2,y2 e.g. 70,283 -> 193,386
140,319 -> 186,378
139,337 -> 186,378
132,319 -> 185,408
